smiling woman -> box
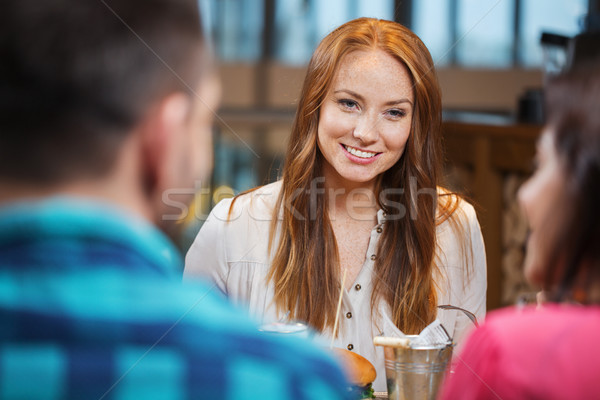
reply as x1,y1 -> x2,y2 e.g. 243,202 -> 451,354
185,18 -> 487,392
439,62 -> 600,400
318,49 -> 413,186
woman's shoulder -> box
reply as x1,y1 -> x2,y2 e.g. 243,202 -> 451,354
250,180 -> 283,198
468,305 -> 600,361
441,305 -> 600,399
435,188 -> 479,234
436,187 -> 469,208
479,304 -> 600,366
212,180 -> 282,222
484,304 -> 600,337
196,181 -> 282,264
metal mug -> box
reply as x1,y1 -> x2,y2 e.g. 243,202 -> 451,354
382,335 -> 453,400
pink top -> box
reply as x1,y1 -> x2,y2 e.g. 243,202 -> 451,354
439,304 -> 600,400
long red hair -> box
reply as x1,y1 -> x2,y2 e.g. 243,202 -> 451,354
258,18 -> 462,334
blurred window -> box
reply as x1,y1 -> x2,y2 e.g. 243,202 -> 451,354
200,0 -> 264,62
274,0 -> 394,65
200,0 -> 394,65
412,0 -> 588,68
455,0 -> 515,67
200,0 -> 589,68
519,0 -> 588,66
411,0 -> 453,66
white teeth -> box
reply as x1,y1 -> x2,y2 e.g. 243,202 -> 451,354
344,145 -> 377,158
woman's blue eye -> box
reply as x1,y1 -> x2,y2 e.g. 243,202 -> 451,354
387,109 -> 406,118
338,99 -> 358,109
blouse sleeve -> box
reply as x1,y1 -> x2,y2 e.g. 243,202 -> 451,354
444,202 -> 487,347
184,198 -> 233,295
460,203 -> 487,336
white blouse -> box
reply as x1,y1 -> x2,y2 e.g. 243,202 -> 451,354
185,180 -> 487,391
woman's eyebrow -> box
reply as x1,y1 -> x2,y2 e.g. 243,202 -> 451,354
333,89 -> 412,106
383,98 -> 412,106
333,89 -> 364,101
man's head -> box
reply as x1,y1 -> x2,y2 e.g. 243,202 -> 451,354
0,0 -> 219,234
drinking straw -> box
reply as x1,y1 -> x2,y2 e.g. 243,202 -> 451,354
330,268 -> 348,348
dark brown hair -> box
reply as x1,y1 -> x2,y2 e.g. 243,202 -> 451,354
0,0 -> 204,184
544,63 -> 600,303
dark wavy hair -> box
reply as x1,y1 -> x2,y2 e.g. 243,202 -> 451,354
0,0 -> 204,184
544,63 -> 600,303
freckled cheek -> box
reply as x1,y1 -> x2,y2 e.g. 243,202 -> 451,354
381,125 -> 411,153
318,109 -> 355,140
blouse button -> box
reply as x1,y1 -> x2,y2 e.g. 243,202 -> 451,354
346,312 -> 352,319
347,344 -> 354,351
370,254 -> 376,261
355,284 -> 361,291
376,227 -> 383,233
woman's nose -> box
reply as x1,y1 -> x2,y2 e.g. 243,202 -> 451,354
352,113 -> 380,143
517,179 -> 533,222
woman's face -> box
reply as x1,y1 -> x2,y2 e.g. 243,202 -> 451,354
317,49 -> 414,189
518,130 -> 567,286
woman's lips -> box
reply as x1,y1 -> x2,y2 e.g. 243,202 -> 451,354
341,144 -> 382,165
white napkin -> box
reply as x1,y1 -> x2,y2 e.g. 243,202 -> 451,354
411,319 -> 452,347
378,315 -> 451,348
380,311 -> 407,338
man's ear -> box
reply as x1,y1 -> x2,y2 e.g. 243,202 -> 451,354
139,93 -> 191,198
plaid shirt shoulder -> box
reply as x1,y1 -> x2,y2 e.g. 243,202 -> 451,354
1,278 -> 349,400
0,200 -> 350,400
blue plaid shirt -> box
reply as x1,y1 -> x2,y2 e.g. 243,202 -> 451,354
0,198 -> 349,400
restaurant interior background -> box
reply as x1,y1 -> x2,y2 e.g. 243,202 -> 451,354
181,0 -> 600,311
